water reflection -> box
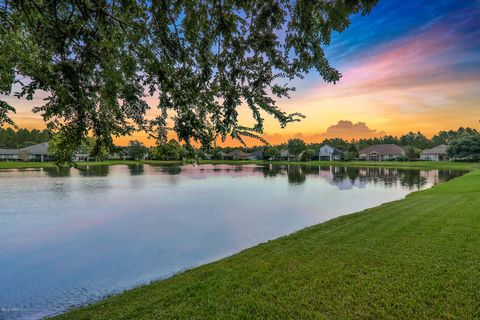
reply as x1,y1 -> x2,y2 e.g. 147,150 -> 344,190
127,164 -> 145,176
43,166 -> 71,177
16,164 -> 466,191
78,165 -> 110,177
51,164 -> 463,190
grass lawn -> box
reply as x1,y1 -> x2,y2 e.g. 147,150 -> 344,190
52,168 -> 480,319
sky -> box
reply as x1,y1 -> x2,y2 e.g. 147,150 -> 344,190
4,0 -> 480,146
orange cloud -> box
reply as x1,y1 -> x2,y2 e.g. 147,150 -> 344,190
322,121 -> 385,139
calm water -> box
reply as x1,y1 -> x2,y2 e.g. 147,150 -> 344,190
0,164 -> 465,319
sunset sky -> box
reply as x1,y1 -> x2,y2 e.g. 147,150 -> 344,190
3,0 -> 480,146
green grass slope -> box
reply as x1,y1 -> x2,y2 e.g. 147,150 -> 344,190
53,170 -> 480,319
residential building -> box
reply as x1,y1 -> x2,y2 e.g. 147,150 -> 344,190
0,142 -> 50,162
225,149 -> 251,160
359,144 -> 404,161
420,144 -> 449,161
279,150 -> 289,160
319,144 -> 342,161
248,150 -> 264,160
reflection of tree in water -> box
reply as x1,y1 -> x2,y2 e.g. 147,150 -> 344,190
438,170 -> 465,181
287,165 -> 306,185
43,167 -> 71,178
128,164 -> 144,176
159,165 -> 182,175
78,165 -> 110,177
400,170 -> 426,189
259,164 -> 285,178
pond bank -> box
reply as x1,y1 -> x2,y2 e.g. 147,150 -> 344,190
52,169 -> 480,319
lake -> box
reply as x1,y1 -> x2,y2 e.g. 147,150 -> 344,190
0,164 -> 465,319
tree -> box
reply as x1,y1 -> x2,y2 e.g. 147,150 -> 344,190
448,135 -> 480,161
287,139 -> 306,158
128,140 -> 148,160
302,148 -> 316,161
152,139 -> 181,160
212,150 -> 225,160
0,1 -> 378,164
180,145 -> 196,161
404,146 -> 419,161
263,146 -> 280,161
17,149 -> 31,162
0,127 -> 50,149
340,142 -> 359,161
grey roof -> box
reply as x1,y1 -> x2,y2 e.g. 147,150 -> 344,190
359,144 -> 404,156
20,142 -> 49,155
0,142 -> 49,155
421,144 -> 448,155
250,150 -> 264,157
280,150 -> 289,157
226,149 -> 251,157
0,148 -> 19,155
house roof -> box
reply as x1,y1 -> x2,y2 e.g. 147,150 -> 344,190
0,142 -> 49,155
359,144 -> 404,155
280,150 -> 289,157
250,150 -> 263,157
0,148 -> 19,155
421,144 -> 448,155
321,144 -> 342,155
20,142 -> 49,155
226,149 -> 251,157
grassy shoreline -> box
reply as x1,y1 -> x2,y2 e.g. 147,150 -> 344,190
51,168 -> 480,319
1,159 -> 478,171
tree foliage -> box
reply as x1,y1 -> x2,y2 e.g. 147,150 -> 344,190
151,139 -> 182,160
127,140 -> 148,160
287,138 -> 305,156
0,0 -> 377,163
302,148 -> 316,161
263,146 -> 280,160
0,127 -> 50,148
448,135 -> 480,161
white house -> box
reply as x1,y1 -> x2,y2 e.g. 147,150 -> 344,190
279,150 -> 289,160
319,144 -> 342,161
420,144 -> 449,161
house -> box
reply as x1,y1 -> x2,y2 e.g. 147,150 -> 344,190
203,153 -> 212,160
74,153 -> 90,161
225,149 -> 251,160
248,150 -> 264,160
109,147 -> 129,160
319,144 -> 342,161
288,151 -> 304,162
279,150 -> 289,160
359,144 -> 404,161
420,144 -> 449,161
0,148 -> 20,161
0,142 -> 50,162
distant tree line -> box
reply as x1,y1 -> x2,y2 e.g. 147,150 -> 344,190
202,127 -> 480,161
0,128 -> 50,149
1,126 -> 479,162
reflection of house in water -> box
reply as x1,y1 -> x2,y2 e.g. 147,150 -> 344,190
315,166 -> 446,191
318,166 -> 368,190
132,164 -> 465,189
